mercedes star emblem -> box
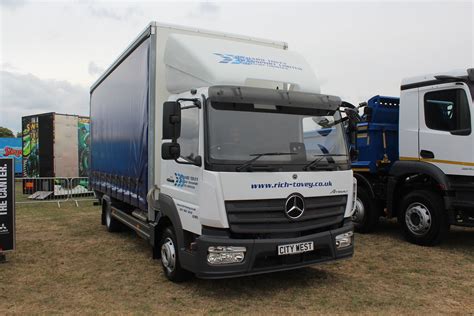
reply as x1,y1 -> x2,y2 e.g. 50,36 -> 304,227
285,194 -> 305,219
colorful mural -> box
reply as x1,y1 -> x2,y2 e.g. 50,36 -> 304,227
78,117 -> 90,177
22,116 -> 39,177
0,138 -> 23,175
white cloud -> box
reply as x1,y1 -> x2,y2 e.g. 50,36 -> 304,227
0,0 -> 472,135
0,71 -> 89,133
88,61 -> 104,76
0,62 -> 20,71
198,2 -> 220,14
82,0 -> 142,21
188,1 -> 220,18
0,0 -> 27,10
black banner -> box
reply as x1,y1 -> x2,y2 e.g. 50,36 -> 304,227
0,158 -> 15,252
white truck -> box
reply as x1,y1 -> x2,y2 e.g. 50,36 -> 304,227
90,22 -> 356,281
348,69 -> 474,245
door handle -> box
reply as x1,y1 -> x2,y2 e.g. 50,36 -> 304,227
420,150 -> 435,159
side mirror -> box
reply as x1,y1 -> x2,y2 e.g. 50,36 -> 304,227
349,147 -> 359,162
345,108 -> 361,123
163,101 -> 181,140
162,142 -> 180,160
363,107 -> 373,122
341,101 -> 356,109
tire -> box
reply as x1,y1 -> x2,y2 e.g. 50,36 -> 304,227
352,186 -> 379,233
104,201 -> 122,233
398,190 -> 448,246
159,227 -> 191,282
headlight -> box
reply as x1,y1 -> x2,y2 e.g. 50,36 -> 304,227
335,231 -> 354,249
207,246 -> 246,265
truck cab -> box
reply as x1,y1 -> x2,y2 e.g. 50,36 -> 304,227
160,86 -> 355,279
349,68 -> 474,245
90,23 -> 356,281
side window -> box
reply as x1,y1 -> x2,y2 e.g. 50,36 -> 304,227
424,89 -> 471,134
179,107 -> 199,160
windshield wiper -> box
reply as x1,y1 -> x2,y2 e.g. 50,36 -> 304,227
303,154 -> 348,171
236,152 -> 296,172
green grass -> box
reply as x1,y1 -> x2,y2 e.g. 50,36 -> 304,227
1,202 -> 473,314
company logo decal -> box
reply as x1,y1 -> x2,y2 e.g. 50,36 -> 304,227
285,194 -> 305,219
251,180 -> 332,190
330,189 -> 348,195
171,173 -> 199,190
1,147 -> 22,158
213,53 -> 303,71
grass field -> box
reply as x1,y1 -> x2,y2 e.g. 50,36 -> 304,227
1,201 -> 473,314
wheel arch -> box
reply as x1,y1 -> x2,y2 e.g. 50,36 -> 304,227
155,193 -> 185,252
353,172 -> 376,198
387,161 -> 449,217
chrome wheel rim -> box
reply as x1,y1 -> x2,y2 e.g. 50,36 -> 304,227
405,202 -> 432,236
352,197 -> 365,223
161,237 -> 176,274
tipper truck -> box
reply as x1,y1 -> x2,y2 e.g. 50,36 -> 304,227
347,69 -> 474,245
90,22 -> 356,281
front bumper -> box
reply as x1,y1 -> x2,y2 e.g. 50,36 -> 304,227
187,220 -> 354,279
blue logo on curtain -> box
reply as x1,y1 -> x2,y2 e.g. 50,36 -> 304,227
213,53 -> 303,71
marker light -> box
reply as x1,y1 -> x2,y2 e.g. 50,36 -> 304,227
349,178 -> 358,217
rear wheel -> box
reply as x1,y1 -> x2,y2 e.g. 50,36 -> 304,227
352,186 -> 379,233
159,227 -> 191,282
398,190 -> 448,246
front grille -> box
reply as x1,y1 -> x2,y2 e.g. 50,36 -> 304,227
225,195 -> 347,234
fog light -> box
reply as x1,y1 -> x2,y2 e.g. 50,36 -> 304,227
335,231 -> 353,249
207,246 -> 246,265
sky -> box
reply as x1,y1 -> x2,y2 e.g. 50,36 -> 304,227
0,0 -> 473,133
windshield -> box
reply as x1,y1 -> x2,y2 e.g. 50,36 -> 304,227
206,101 -> 349,170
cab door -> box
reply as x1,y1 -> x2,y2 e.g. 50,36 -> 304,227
161,91 -> 203,235
418,82 -> 474,176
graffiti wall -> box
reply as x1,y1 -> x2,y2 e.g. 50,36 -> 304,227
21,114 -> 90,178
0,138 -> 23,175
21,116 -> 39,177
78,117 -> 90,177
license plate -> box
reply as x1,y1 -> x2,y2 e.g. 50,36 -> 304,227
278,241 -> 314,256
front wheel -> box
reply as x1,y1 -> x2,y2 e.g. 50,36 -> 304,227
398,190 -> 448,246
159,227 -> 191,282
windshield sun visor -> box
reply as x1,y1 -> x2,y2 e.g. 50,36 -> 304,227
208,86 -> 341,112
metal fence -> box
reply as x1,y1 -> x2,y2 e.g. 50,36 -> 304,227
69,177 -> 96,206
15,177 -> 96,207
